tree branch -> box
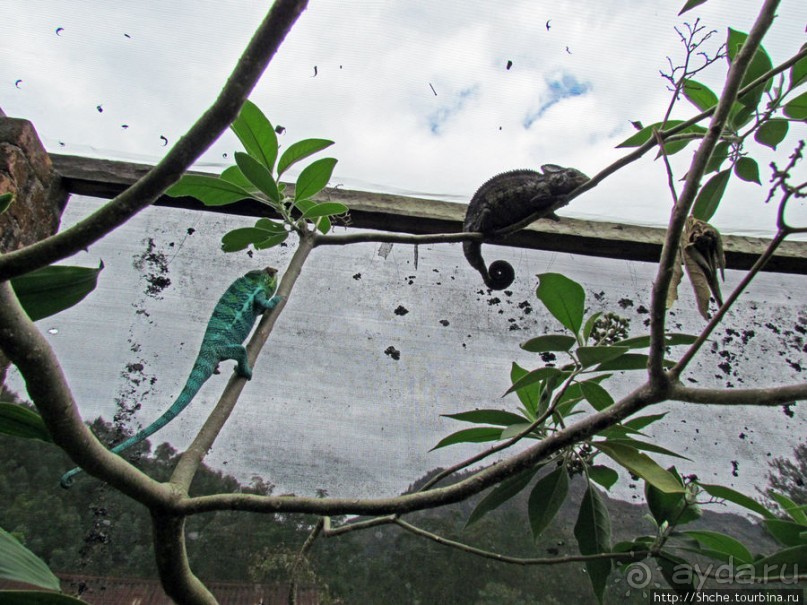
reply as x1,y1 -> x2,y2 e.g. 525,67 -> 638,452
393,518 -> 641,566
176,382 -> 662,516
0,0 -> 309,282
670,382 -> 806,406
313,230 -> 480,247
171,233 -> 316,490
151,511 -> 217,605
647,0 -> 780,383
0,282 -> 174,505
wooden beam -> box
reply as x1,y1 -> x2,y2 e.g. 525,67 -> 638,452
50,154 -> 807,274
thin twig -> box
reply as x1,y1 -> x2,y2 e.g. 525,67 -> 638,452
393,518 -> 642,566
288,518 -> 324,605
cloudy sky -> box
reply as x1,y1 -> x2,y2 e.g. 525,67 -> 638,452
2,1 -> 806,236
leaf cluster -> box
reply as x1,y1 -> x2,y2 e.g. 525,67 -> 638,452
436,272 -> 805,601
166,100 -> 346,252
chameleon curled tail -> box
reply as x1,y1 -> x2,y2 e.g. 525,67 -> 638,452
60,266 -> 282,488
462,165 -> 589,290
462,241 -> 515,290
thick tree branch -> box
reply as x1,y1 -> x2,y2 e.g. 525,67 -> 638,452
0,282 -> 174,506
0,0 -> 308,282
152,512 -> 217,605
176,382 -> 664,516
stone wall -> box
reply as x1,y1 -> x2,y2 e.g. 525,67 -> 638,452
0,109 -> 68,382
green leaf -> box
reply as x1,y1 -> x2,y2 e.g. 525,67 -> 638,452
580,380 -> 614,411
753,545 -> 807,578
500,422 -> 537,439
734,157 -> 761,185
577,346 -> 630,369
442,409 -> 526,427
301,201 -> 349,220
230,100 -> 278,171
466,466 -> 542,526
728,101 -> 755,129
219,166 -> 261,198
0,592 -> 88,605
536,273 -> 585,334
520,334 -> 577,353
728,29 -> 773,108
294,158 -> 337,201
768,490 -> 807,524
594,442 -> 685,493
790,44 -> 807,89
784,90 -> 807,120
253,232 -> 288,250
763,519 -> 807,547
646,468 -> 701,527
431,427 -> 502,450
221,228 -> 266,253
678,0 -> 707,15
504,367 -> 564,397
617,120 -> 685,148
680,531 -> 749,565
617,121 -> 706,156
313,215 -> 332,235
656,553 -> 697,594
574,486 -> 612,604
616,333 -> 698,349
277,138 -> 334,177
11,263 -> 103,322
683,79 -> 718,111
599,438 -> 689,460
510,363 -> 540,418
254,218 -> 287,233
166,175 -> 252,206
705,141 -> 730,174
623,413 -> 667,432
220,223 -> 288,253
699,483 -> 775,519
0,527 -> 60,591
589,465 -> 619,490
0,404 -> 51,442
528,466 -> 569,539
692,169 -> 731,222
594,353 -> 653,372
235,152 -> 280,203
0,192 -> 13,214
754,119 -> 789,150
582,311 -> 603,342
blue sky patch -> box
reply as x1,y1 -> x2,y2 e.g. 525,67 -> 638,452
523,73 -> 590,128
427,85 -> 479,134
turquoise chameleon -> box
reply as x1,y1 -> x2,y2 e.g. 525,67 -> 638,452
60,266 -> 282,488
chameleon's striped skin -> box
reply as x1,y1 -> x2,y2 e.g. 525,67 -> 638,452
60,266 -> 281,488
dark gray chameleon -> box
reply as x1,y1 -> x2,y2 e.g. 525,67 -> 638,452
463,165 -> 589,290
60,266 -> 282,488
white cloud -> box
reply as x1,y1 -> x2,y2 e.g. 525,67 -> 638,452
1,0 -> 804,234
